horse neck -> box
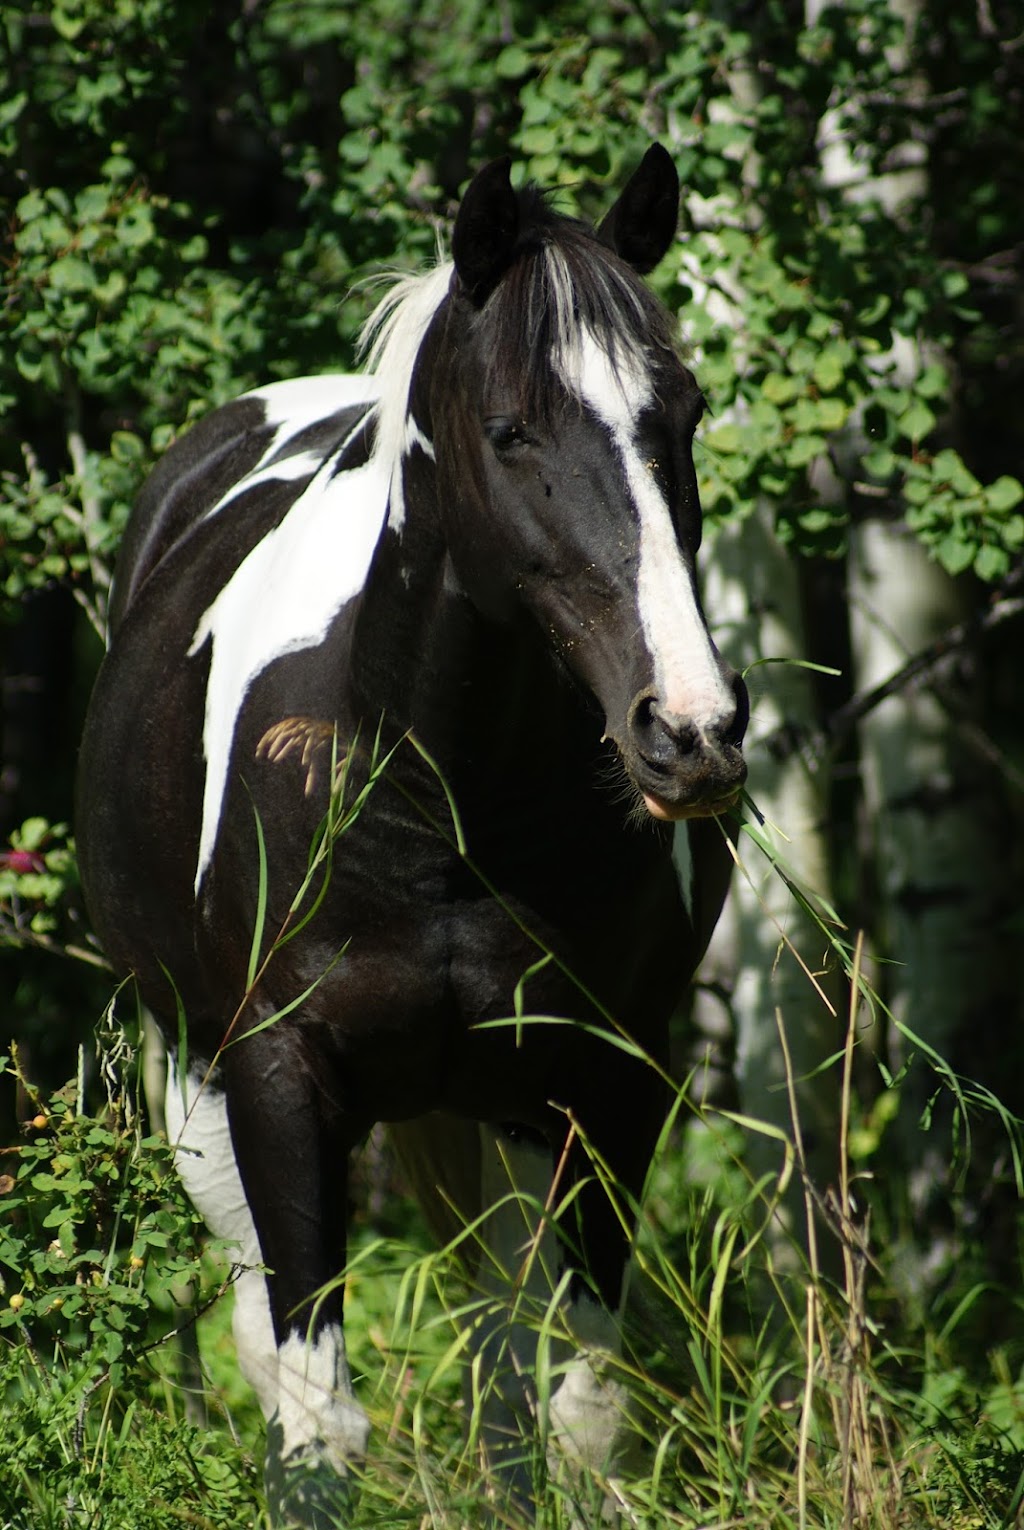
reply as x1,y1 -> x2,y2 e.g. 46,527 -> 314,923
349,453 -> 591,820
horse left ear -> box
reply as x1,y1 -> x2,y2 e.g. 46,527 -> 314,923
597,143 -> 680,274
452,157 -> 520,304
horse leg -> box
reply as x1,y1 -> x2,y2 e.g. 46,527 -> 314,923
470,1116 -> 648,1520
168,1028 -> 369,1530
164,1063 -> 279,1421
225,1027 -> 370,1529
462,1124 -> 575,1507
545,1079 -> 665,1508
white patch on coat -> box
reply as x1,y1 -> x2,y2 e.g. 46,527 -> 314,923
164,1068 -> 278,1417
187,270 -> 450,890
188,440 -> 392,889
204,376 -> 382,524
556,329 -> 734,731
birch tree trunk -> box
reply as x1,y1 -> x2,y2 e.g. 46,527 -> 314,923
675,30 -> 844,1270
811,0 -> 1017,1263
848,524 -> 1015,1224
692,512 -> 842,1266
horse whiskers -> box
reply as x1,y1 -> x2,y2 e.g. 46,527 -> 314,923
255,716 -> 347,798
594,744 -> 664,834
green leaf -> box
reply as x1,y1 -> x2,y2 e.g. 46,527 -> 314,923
935,533 -> 977,576
985,476 -> 1024,514
704,423 -> 743,454
48,256 -> 96,293
812,348 -> 846,393
815,397 -> 849,431
862,447 -> 896,478
762,372 -> 801,405
495,44 -> 532,78
783,433 -> 826,467
974,543 -> 1008,582
897,399 -> 937,441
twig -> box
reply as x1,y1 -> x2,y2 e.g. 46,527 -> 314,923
762,570 -> 1024,779
65,381 -> 111,641
823,590 -> 1024,753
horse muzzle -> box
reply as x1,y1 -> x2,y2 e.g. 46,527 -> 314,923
623,678 -> 749,822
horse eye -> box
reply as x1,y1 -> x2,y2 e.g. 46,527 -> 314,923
484,417 -> 525,454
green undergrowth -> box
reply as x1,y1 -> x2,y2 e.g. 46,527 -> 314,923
3,1012 -> 1024,1529
2,791 -> 1023,1527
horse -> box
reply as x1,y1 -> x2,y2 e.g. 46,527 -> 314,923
77,145 -> 748,1526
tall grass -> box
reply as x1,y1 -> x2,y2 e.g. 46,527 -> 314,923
3,764 -> 1023,1527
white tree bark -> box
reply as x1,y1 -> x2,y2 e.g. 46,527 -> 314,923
693,510 -> 841,1255
848,523 -> 1009,1200
811,0 -> 1013,1224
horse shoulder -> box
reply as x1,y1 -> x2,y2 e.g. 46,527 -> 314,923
109,376 -> 377,632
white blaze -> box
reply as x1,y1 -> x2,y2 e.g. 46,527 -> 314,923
557,330 -> 732,727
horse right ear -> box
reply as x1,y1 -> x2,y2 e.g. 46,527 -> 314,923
452,157 -> 520,305
598,143 -> 680,274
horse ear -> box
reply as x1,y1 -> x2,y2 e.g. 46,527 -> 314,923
597,143 -> 680,274
452,157 -> 520,304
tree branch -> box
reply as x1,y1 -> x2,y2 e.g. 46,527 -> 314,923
762,567 -> 1024,781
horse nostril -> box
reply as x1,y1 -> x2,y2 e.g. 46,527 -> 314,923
630,694 -> 698,768
721,672 -> 749,749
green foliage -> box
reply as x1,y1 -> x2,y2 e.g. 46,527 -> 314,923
0,818 -> 75,937
0,1021 -> 262,1525
0,1368 -> 260,1530
2,0 -> 1022,633
1,1036 -> 202,1381
3,910 -> 1024,1528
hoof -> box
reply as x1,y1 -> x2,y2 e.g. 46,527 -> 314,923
264,1414 -> 361,1530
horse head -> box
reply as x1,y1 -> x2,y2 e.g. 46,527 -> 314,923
425,148 -> 748,820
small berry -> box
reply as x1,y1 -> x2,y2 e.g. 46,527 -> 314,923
8,1293 -> 25,1312
0,850 -> 46,874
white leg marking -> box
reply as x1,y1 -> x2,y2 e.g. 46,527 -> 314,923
164,1067 -> 278,1418
276,1325 -> 370,1473
548,1293 -> 633,1476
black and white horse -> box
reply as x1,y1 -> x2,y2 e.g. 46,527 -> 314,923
78,146 -> 747,1524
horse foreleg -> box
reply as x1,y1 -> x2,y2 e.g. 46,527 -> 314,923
164,1063 -> 280,1419
544,1088 -> 663,1515
171,1030 -> 368,1530
463,1125 -> 570,1506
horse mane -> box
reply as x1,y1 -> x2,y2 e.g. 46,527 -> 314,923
359,259 -> 453,475
356,184 -> 681,461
